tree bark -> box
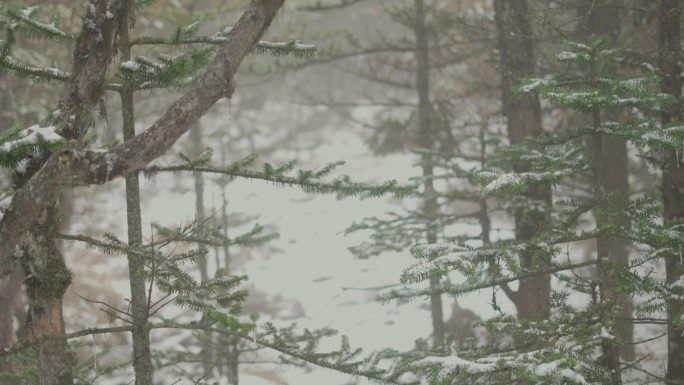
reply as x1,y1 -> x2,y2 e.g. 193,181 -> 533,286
577,0 -> 635,364
0,267 -> 25,385
0,74 -> 24,385
6,3 -> 127,384
19,205 -> 74,385
118,2 -> 154,383
493,0 -> 552,321
190,124 -> 213,376
414,0 -> 444,349
659,1 -> 684,383
0,0 -> 286,274
0,3 -> 287,381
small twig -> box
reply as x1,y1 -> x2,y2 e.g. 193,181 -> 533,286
100,307 -> 132,324
76,293 -> 132,317
148,295 -> 177,319
627,333 -> 666,345
621,355 -> 666,382
1,326 -> 133,357
146,224 -> 156,313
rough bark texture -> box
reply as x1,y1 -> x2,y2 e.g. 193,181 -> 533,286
3,2 -> 127,384
414,0 -> 444,349
0,0 -> 125,271
0,268 -> 25,385
578,0 -> 635,364
659,1 -> 684,383
494,0 -> 552,321
0,74 -> 24,385
19,204 -> 74,385
0,1 -> 285,384
0,0 -> 286,271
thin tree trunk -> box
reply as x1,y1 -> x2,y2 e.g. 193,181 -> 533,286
414,0 -> 444,349
478,117 -> 491,248
190,125 -> 213,376
191,126 -> 209,284
494,0 -> 552,321
119,3 -> 153,383
659,1 -> 684,383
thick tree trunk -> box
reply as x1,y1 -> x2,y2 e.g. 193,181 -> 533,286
0,75 -> 14,131
0,268 -> 25,385
226,350 -> 239,385
0,74 -> 24,385
414,0 -> 444,349
19,205 -> 74,385
493,0 -> 552,321
659,1 -> 684,383
577,0 -> 635,364
7,3 -> 127,384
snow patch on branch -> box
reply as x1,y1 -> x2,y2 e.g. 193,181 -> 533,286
0,124 -> 63,154
412,354 -> 498,375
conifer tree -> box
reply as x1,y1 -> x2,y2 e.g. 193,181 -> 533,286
0,1 -> 414,384
301,0 -> 499,350
494,0 -> 553,321
658,0 -> 684,381
575,0 -> 635,362
380,36 -> 683,385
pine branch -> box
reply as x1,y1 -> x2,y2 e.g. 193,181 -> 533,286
5,8 -> 74,40
0,55 -> 70,82
131,32 -> 316,59
151,321 -> 400,384
384,258 -> 599,301
145,157 -> 415,199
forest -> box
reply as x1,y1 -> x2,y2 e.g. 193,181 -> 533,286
0,0 -> 682,384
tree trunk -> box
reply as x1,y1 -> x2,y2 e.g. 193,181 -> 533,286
0,268 -> 25,385
0,75 -> 14,131
0,74 -> 25,385
493,0 -> 552,321
119,3 -> 153,383
226,350 -> 239,385
659,1 -> 684,383
414,0 -> 444,349
190,124 -> 213,376
20,205 -> 74,385
577,0 -> 635,364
